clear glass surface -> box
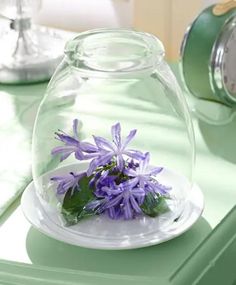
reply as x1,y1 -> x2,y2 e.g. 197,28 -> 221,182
32,29 -> 195,233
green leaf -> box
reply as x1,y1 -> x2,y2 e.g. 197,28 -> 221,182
141,193 -> 169,218
61,176 -> 95,226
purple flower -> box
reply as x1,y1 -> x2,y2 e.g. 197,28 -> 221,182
87,123 -> 144,176
51,171 -> 86,194
93,171 -> 117,198
145,180 -> 172,195
124,152 -> 168,194
103,181 -> 145,217
51,119 -> 98,162
127,159 -> 139,170
98,179 -> 145,220
89,169 -> 114,190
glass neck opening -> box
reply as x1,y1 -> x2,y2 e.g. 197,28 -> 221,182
64,29 -> 165,74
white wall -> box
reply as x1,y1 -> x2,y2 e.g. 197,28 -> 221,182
34,0 -> 216,60
202,0 -> 218,8
35,0 -> 133,31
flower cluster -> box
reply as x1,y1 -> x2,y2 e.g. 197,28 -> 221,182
51,120 -> 171,223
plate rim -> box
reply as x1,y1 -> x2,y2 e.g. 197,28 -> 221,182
21,179 -> 204,250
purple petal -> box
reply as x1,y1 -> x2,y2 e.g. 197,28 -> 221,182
86,159 -> 99,176
93,135 -> 115,151
154,181 -> 172,194
75,148 -> 86,160
120,178 -> 139,190
116,154 -> 124,171
123,199 -> 132,220
102,186 -> 122,196
51,145 -> 75,155
107,207 -> 116,219
99,169 -> 109,180
87,152 -> 113,176
80,141 -> 98,153
130,195 -> 142,213
82,153 -> 101,159
55,133 -> 79,146
51,146 -> 75,161
111,123 -> 121,148
121,129 -> 137,150
57,185 -> 67,195
138,176 -> 148,189
136,194 -> 145,205
73,119 -> 79,140
132,187 -> 145,197
139,152 -> 150,172
96,152 -> 113,166
128,160 -> 139,170
123,168 -> 137,177
105,195 -> 123,208
144,183 -> 156,193
63,179 -> 76,189
97,171 -> 115,187
51,172 -> 84,195
149,167 -> 163,176
124,149 -> 144,160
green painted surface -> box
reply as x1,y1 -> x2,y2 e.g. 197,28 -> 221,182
0,64 -> 235,284
0,83 -> 46,217
171,206 -> 236,285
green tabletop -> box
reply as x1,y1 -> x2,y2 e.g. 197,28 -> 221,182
0,65 -> 235,285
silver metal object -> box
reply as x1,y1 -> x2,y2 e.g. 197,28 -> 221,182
210,16 -> 236,103
180,23 -> 192,60
0,0 -> 65,84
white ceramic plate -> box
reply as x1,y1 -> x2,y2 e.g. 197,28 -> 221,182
21,166 -> 204,250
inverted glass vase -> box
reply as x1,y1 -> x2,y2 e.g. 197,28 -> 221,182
32,29 -> 195,235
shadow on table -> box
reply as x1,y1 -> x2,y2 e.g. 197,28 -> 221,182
0,83 -> 46,131
198,115 -> 236,165
26,217 -> 211,278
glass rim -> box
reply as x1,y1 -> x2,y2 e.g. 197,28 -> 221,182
64,28 -> 165,74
